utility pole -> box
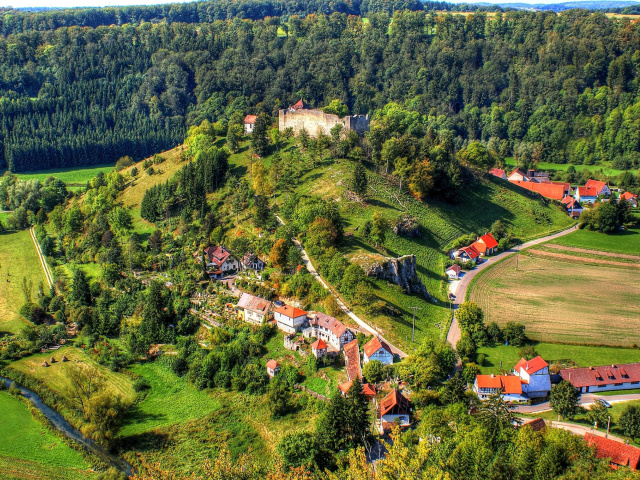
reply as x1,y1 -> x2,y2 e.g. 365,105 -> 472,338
516,244 -> 520,270
606,416 -> 611,438
409,306 -> 422,342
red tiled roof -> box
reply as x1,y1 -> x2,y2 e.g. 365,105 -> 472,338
204,246 -> 233,267
339,380 -> 377,397
512,181 -> 565,200
237,292 -> 271,315
458,245 -> 480,260
274,305 -> 307,319
521,417 -> 546,432
577,186 -> 598,198
508,168 -> 528,179
344,339 -> 362,381
311,338 -> 328,350
621,192 -> 638,201
244,114 -> 257,124
364,337 -> 392,359
559,363 -> 640,388
290,99 -> 311,110
585,179 -> 608,194
551,181 -> 571,193
311,312 -> 348,339
585,433 -> 640,470
514,356 -> 548,375
380,389 -> 411,416
475,374 -> 522,394
489,168 -> 506,178
266,359 -> 280,370
446,264 -> 461,274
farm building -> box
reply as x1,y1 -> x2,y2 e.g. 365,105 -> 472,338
339,380 -> 377,400
310,338 -> 328,358
473,374 -> 526,402
266,359 -> 280,378
585,179 -> 611,197
511,180 -> 566,200
244,115 -> 257,134
236,293 -> 272,325
344,339 -> 362,381
559,363 -> 640,394
303,312 -> 355,351
562,196 -> 583,218
363,337 -> 393,365
200,246 -> 239,279
377,389 -> 411,434
241,252 -> 265,271
575,186 -> 599,204
453,245 -> 480,262
489,168 -> 507,180
273,305 -> 307,334
513,356 -> 551,398
446,264 -> 462,280
471,232 -> 499,256
584,433 -> 640,470
508,168 -> 530,182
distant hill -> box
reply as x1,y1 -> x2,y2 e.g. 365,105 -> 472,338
476,0 -> 640,10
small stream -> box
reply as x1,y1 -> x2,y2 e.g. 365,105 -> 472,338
0,376 -> 135,477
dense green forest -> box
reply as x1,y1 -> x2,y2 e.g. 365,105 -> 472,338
3,7 -> 640,172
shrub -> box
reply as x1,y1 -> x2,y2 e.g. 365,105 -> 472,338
133,378 -> 151,392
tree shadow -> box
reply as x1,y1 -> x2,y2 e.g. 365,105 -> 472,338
117,430 -> 171,453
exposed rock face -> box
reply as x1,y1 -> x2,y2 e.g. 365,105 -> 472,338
393,214 -> 421,238
365,254 -> 430,298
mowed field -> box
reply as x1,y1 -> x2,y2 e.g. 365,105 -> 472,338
0,392 -> 95,480
469,249 -> 640,346
503,157 -> 632,176
552,226 -> 640,256
0,230 -> 49,334
12,164 -> 114,189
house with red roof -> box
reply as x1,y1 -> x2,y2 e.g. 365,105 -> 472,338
343,339 -> 362,381
311,338 -> 328,358
585,179 -> 611,197
473,373 -> 526,402
575,186 -> 599,204
620,192 -> 638,208
303,312 -> 355,351
201,246 -> 239,278
472,232 -> 499,256
513,356 -> 551,398
562,196 -> 583,218
241,252 -> 265,272
454,245 -> 480,263
511,180 -> 566,200
266,359 -> 280,378
363,337 -> 393,365
489,168 -> 507,180
338,380 -> 377,400
244,114 -> 257,134
236,292 -> 272,325
508,168 -> 530,182
273,305 -> 308,334
377,389 -> 412,433
559,363 -> 640,394
446,264 -> 462,280
584,433 -> 640,470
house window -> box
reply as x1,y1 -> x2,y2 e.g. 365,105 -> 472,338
632,381 -> 640,385
614,383 -> 623,386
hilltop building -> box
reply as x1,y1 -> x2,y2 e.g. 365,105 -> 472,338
278,100 -> 369,138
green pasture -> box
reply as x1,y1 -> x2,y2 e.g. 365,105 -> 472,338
12,164 -> 114,187
551,226 -> 640,256
503,157 -> 631,178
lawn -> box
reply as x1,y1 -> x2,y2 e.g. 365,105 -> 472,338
0,391 -> 95,480
477,343 -> 640,375
0,211 -> 10,225
13,163 -> 114,187
0,229 -> 50,335
503,157 -> 630,177
55,262 -> 103,281
550,226 -> 640,256
468,251 -> 640,346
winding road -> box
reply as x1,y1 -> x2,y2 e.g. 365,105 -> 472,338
274,214 -> 408,358
446,225 -> 579,349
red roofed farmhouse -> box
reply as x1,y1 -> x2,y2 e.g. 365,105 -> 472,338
303,312 -> 355,351
575,186 -> 599,204
363,337 -> 393,365
585,179 -> 611,196
236,292 -> 272,325
584,433 -> 640,470
471,232 -> 499,256
620,192 -> 638,208
489,168 -> 507,180
559,363 -> 640,394
474,373 -> 525,402
513,356 -> 551,398
266,359 -> 280,378
377,389 -> 411,433
244,114 -> 257,134
343,339 -> 362,381
273,305 -> 307,334
310,338 -> 328,358
201,246 -> 239,278
454,245 -> 480,262
512,180 -> 566,200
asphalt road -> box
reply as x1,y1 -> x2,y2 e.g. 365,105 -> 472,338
514,393 -> 640,414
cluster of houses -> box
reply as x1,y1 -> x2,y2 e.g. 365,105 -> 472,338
447,232 -> 499,277
195,245 -> 266,279
490,168 -> 638,218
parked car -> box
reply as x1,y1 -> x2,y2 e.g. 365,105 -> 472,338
595,399 -> 611,408
274,300 -> 285,307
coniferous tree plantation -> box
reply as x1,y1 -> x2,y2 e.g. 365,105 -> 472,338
4,6 -> 640,171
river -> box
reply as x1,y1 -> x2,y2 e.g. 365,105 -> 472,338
0,376 -> 135,477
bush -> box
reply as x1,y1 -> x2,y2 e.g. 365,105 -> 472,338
133,378 -> 151,392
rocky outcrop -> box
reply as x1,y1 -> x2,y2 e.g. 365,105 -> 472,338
365,254 -> 430,298
393,214 -> 420,238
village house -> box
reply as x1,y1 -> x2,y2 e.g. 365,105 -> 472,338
344,339 -> 362,381
339,380 -> 377,400
453,245 -> 480,263
474,373 -> 526,402
446,264 -> 462,280
562,196 -> 583,218
236,292 -> 272,325
244,114 -> 257,134
363,337 -> 394,365
513,356 -> 551,399
575,186 -> 599,204
526,169 -> 550,183
310,338 -> 328,359
303,312 -> 355,351
585,179 -> 611,197
266,359 -> 280,378
200,245 -> 239,279
489,168 -> 507,180
511,180 -> 566,200
377,389 -> 411,434
471,232 -> 499,256
508,168 -> 530,182
584,433 -> 640,471
620,192 -> 639,208
559,363 -> 640,394
241,252 -> 265,272
273,305 -> 308,334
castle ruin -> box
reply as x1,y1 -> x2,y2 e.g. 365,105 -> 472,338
278,100 -> 369,138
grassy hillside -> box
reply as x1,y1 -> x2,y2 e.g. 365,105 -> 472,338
551,226 -> 640,255
12,164 -> 115,192
0,230 -> 50,335
0,391 -> 95,480
504,157 -> 631,177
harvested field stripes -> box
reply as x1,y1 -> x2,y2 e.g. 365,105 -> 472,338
0,456 -> 91,480
545,244 -> 640,262
529,248 -> 640,268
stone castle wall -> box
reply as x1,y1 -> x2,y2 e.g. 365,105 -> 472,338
279,108 -> 369,137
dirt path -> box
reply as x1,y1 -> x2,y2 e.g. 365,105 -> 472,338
29,227 -> 53,289
545,243 -> 640,261
529,248 -> 640,268
274,214 -> 408,358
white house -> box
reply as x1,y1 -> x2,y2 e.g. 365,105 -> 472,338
241,252 -> 265,271
559,363 -> 640,394
266,359 -> 280,378
311,338 -> 328,359
274,305 -> 307,334
202,246 -> 239,278
453,245 -> 480,263
244,115 -> 257,135
363,337 -> 393,365
562,196 -> 583,218
473,373 -> 527,402
575,186 -> 598,204
585,179 -> 611,197
446,264 -> 461,280
507,168 -> 530,183
303,312 -> 355,350
236,293 -> 272,325
513,356 -> 551,399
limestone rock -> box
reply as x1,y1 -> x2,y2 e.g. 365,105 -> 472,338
393,214 -> 421,238
365,254 -> 430,298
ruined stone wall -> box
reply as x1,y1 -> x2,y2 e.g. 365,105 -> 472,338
279,109 -> 369,137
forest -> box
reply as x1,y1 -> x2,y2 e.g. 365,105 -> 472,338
3,7 -> 640,171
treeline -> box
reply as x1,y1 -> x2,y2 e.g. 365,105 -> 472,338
5,10 -> 640,171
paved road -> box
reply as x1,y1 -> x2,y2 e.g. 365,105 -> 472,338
274,214 -> 408,358
30,226 -> 53,289
519,416 -> 624,441
514,393 -> 640,414
446,225 -> 578,349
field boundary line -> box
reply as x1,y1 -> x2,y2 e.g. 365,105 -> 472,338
528,248 -> 640,268
545,243 -> 640,261
29,227 -> 53,290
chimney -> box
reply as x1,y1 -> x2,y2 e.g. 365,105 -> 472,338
491,374 -> 494,378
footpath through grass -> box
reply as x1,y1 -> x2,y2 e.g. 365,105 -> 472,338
0,229 -> 49,335
478,343 -> 640,375
0,391 -> 94,480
